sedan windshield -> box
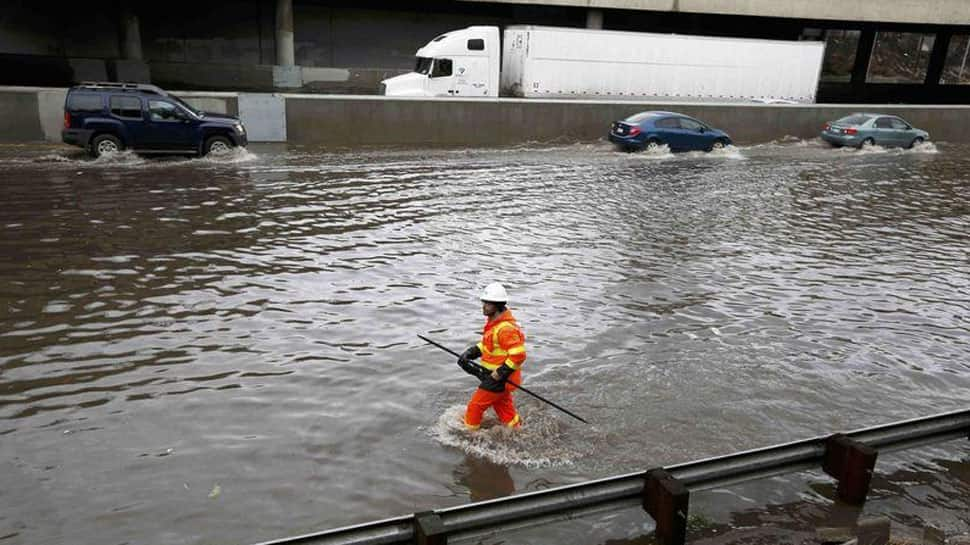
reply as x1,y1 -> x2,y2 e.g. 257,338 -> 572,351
415,57 -> 433,75
835,114 -> 871,125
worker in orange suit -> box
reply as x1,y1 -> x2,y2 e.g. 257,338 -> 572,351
456,282 -> 527,430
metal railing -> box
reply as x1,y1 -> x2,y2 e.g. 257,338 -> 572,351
253,408 -> 970,545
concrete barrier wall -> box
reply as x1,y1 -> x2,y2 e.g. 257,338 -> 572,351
0,89 -> 45,143
285,95 -> 970,146
4,86 -> 970,146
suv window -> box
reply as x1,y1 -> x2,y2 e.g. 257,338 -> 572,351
149,100 -> 182,122
431,58 -> 453,78
655,118 -> 680,129
68,93 -> 103,112
110,96 -> 142,119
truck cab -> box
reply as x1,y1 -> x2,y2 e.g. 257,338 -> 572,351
382,26 -> 499,98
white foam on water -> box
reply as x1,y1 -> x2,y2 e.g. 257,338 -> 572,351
90,150 -> 148,166
691,145 -> 745,160
834,141 -> 940,156
748,136 -> 824,149
430,404 -> 589,468
906,141 -> 939,154
623,144 -> 675,161
198,147 -> 259,164
31,153 -> 75,163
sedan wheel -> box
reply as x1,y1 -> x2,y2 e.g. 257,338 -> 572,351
645,139 -> 661,151
860,137 -> 876,148
711,139 -> 726,151
910,137 -> 924,149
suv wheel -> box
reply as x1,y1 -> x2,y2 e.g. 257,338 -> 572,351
91,134 -> 123,158
204,135 -> 233,156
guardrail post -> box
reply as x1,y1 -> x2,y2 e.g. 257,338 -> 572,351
642,468 -> 689,545
413,511 -> 446,545
822,434 -> 878,505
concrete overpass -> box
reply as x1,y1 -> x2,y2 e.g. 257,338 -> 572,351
1,0 -> 969,103
459,0 -> 970,26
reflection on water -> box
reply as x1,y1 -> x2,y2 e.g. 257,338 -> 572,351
454,454 -> 515,502
0,141 -> 968,545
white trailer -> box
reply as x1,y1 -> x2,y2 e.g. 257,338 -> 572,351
382,25 -> 826,104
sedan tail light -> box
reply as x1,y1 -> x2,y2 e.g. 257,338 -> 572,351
628,126 -> 642,137
823,123 -> 830,131
843,127 -> 858,135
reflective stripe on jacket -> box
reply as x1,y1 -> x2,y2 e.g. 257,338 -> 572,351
476,309 -> 526,372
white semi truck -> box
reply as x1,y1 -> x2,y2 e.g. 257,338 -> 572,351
381,25 -> 826,103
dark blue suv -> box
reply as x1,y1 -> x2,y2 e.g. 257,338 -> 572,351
62,82 -> 248,158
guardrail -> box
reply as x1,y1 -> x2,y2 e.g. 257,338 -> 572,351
253,408 -> 970,545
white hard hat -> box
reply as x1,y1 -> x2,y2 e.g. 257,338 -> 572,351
480,282 -> 508,303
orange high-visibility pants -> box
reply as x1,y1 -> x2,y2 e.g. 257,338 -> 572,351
464,388 -> 520,429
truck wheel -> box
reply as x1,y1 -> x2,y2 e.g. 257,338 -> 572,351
90,134 -> 123,158
203,135 -> 233,156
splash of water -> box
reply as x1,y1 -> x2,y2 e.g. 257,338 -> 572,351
698,145 -> 746,160
430,405 -> 589,468
199,147 -> 259,164
907,141 -> 939,154
91,150 -> 147,165
623,143 -> 675,161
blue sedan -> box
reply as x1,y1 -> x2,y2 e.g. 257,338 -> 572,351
820,113 -> 929,149
609,111 -> 732,152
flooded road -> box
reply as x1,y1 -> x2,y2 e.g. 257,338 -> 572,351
0,140 -> 968,545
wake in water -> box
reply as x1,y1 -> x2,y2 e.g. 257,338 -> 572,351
7,147 -> 259,169
431,404 -> 592,468
835,140 -> 940,155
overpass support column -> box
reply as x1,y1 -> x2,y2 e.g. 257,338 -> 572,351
925,32 -> 952,85
120,6 -> 143,61
276,0 -> 296,66
586,9 -> 604,29
851,29 -> 876,93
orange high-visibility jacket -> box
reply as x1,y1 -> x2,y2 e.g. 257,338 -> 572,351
476,309 -> 526,372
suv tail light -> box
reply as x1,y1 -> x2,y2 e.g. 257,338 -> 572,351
63,111 -> 71,129
843,127 -> 857,135
628,126 -> 642,137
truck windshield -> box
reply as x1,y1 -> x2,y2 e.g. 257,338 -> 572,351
415,57 -> 433,75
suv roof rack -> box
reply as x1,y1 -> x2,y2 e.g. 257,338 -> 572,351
75,81 -> 167,95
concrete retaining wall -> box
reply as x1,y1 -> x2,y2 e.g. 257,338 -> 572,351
4,86 -> 970,146
285,96 -> 970,146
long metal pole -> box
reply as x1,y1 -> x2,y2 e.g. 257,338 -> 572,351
417,334 -> 589,424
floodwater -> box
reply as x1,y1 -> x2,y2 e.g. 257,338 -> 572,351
0,139 -> 968,545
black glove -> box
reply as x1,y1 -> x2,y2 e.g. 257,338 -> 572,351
478,364 -> 515,393
457,345 -> 482,377
494,365 -> 514,383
